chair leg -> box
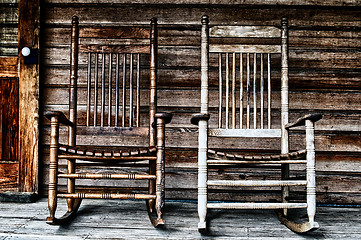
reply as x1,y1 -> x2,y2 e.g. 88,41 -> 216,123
46,116 -> 82,225
67,159 -> 76,212
47,116 -> 59,223
276,120 -> 319,233
305,120 -> 318,228
153,117 -> 167,226
281,164 -> 290,216
198,170 -> 207,232
147,161 -> 156,213
198,120 -> 208,232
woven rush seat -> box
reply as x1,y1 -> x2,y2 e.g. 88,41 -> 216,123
208,149 -> 306,161
59,144 -> 157,159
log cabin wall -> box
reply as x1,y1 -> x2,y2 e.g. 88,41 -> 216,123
0,0 -> 18,57
41,1 -> 361,204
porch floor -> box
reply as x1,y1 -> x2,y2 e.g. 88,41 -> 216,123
0,198 -> 360,239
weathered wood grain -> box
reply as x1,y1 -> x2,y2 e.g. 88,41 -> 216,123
0,2 -> 18,56
0,163 -> 18,192
44,0 -> 361,6
17,0 -> 40,193
0,77 -> 18,162
0,58 -> 18,78
42,46 -> 361,69
43,27 -> 361,49
44,6 -> 361,27
0,198 -> 360,239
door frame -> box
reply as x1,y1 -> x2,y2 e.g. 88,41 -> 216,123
17,0 -> 40,194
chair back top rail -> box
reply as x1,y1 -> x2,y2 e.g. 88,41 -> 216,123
209,45 -> 281,54
209,26 -> 281,38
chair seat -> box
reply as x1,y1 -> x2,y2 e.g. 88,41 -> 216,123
207,149 -> 307,165
59,144 -> 157,159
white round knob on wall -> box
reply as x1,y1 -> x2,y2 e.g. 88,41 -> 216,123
21,47 -> 31,57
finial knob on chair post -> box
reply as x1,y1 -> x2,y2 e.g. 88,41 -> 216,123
72,16 -> 79,25
202,15 -> 209,24
151,17 -> 158,26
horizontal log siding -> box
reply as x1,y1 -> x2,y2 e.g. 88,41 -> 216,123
0,1 -> 18,56
40,3 -> 361,203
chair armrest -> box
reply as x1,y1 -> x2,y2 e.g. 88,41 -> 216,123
154,112 -> 172,124
191,113 -> 210,126
152,113 -> 173,128
285,113 -> 322,129
45,111 -> 74,127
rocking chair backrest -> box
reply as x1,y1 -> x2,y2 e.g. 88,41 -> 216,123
201,16 -> 289,153
68,16 -> 158,147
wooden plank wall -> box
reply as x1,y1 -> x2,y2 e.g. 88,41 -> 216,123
41,1 -> 361,204
0,0 -> 18,56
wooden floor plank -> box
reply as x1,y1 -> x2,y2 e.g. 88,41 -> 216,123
0,198 -> 360,239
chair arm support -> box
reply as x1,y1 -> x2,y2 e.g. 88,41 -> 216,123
153,113 -> 172,149
285,113 -> 322,129
191,113 -> 210,126
45,111 -> 74,127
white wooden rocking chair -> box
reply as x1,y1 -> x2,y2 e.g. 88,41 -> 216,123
191,15 -> 321,233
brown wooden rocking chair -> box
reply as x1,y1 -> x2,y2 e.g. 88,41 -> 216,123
192,15 -> 321,233
45,16 -> 172,227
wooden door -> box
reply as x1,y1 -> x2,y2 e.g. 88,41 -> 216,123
0,58 -> 19,192
0,0 -> 40,197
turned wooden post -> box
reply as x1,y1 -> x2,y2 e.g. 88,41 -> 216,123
306,119 -> 317,226
47,116 -> 59,221
148,17 -> 158,212
149,17 -> 158,147
155,116 -> 166,224
67,16 -> 79,212
198,15 -> 209,230
280,17 -> 290,214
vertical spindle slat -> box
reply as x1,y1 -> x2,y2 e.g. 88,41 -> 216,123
218,53 -> 222,128
225,53 -> 229,129
101,53 -> 106,127
108,53 -> 112,127
122,54 -> 126,127
260,53 -> 264,129
136,53 -> 140,127
115,54 -> 120,127
240,53 -> 243,129
129,54 -> 134,127
232,52 -> 236,129
246,53 -> 250,129
268,53 -> 271,129
94,53 -> 98,126
86,53 -> 91,126
253,53 -> 257,129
